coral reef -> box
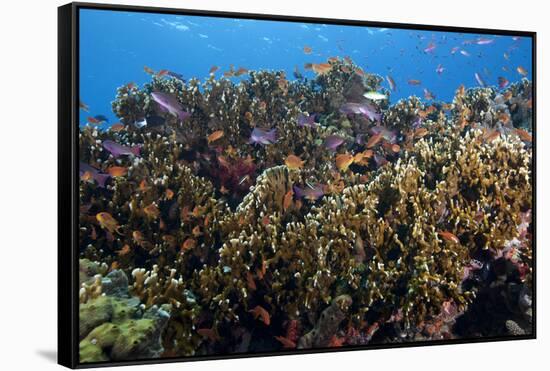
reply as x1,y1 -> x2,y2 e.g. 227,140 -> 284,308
79,56 -> 533,362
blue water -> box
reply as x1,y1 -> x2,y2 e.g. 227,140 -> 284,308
79,8 -> 532,129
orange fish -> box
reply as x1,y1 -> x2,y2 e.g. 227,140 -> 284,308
181,238 -> 196,252
165,188 -> 174,200
257,260 -> 267,279
303,46 -> 312,54
139,179 -> 149,192
96,212 -> 122,235
354,67 -> 366,77
353,151 -> 365,164
335,153 -> 354,171
283,189 -> 293,211
220,185 -> 229,195
353,150 -> 372,166
249,305 -> 270,325
132,230 -> 145,245
117,244 -> 131,256
234,67 -> 249,76
361,149 -> 374,159
304,63 -> 313,70
192,205 -> 206,218
341,65 -> 351,73
143,203 -> 160,219
80,171 -> 93,182
311,63 -> 332,75
274,336 -> 296,349
456,84 -> 466,98
425,106 -> 437,114
197,328 -> 220,342
285,154 -> 304,170
517,66 -> 528,76
90,225 -> 97,240
439,231 -> 459,244
244,111 -> 253,122
515,128 -> 532,142
143,66 -> 155,75
407,79 -> 422,86
217,155 -> 230,168
110,123 -> 125,132
414,127 -> 429,138
126,82 -> 136,89
482,129 -> 500,142
107,166 -> 128,177
180,206 -> 191,222
192,225 -> 202,237
86,116 -> 101,125
156,69 -> 169,78
328,335 -> 345,347
390,144 -> 401,153
497,112 -> 511,125
366,133 -> 383,148
207,130 -> 224,144
209,65 -> 219,74
262,215 -> 270,226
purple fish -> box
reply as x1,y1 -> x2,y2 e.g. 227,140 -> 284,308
324,135 -> 345,151
151,92 -> 190,121
476,37 -> 494,45
293,183 -> 325,201
424,42 -> 436,53
166,71 -> 186,82
103,140 -> 141,157
386,75 -> 397,92
297,113 -> 318,128
249,127 -> 277,145
474,72 -> 486,87
498,76 -> 509,89
79,162 -> 110,188
412,116 -> 423,129
340,102 -> 381,122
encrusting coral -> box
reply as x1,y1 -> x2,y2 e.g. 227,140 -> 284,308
79,263 -> 171,362
78,57 -> 533,361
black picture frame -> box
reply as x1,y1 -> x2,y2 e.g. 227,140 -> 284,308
58,2 -> 537,368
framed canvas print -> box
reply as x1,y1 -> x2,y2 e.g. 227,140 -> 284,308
58,2 -> 536,368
